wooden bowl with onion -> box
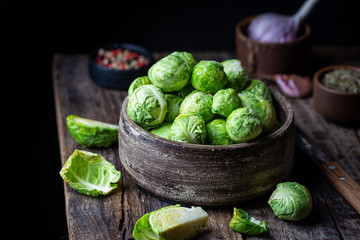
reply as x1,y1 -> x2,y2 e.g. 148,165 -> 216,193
313,65 -> 360,123
235,15 -> 311,78
118,89 -> 295,206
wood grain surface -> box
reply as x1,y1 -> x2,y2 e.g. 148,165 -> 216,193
53,48 -> 360,240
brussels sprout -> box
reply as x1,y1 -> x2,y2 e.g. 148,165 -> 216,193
238,90 -> 276,133
180,82 -> 196,98
180,90 -> 214,123
127,84 -> 167,128
148,55 -> 190,92
150,123 -> 172,139
60,149 -> 121,197
212,88 -> 242,117
128,76 -> 151,96
230,208 -> 268,235
268,182 -> 312,221
226,107 -> 262,143
133,205 -> 208,240
170,114 -> 207,144
243,79 -> 272,103
169,51 -> 197,73
221,59 -> 248,92
191,60 -> 228,94
206,119 -> 233,145
66,114 -> 119,148
163,93 -> 184,123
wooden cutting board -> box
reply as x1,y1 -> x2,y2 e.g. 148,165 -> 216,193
53,49 -> 360,240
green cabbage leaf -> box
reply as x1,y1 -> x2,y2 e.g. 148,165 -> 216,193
59,149 -> 121,197
230,208 -> 267,235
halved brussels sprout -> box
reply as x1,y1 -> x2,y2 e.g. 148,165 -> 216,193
212,88 -> 242,117
221,59 -> 248,92
60,149 -> 121,197
191,60 -> 228,94
230,208 -> 267,235
148,55 -> 190,92
226,107 -> 262,143
170,114 -> 207,144
66,114 -> 119,148
206,119 -> 233,145
150,123 -> 172,139
169,51 -> 197,73
132,211 -> 159,240
150,206 -> 208,240
164,93 -> 184,123
243,79 -> 272,103
180,90 -> 214,123
128,76 -> 151,96
127,84 -> 167,128
268,182 -> 312,221
238,90 -> 276,133
133,205 -> 208,240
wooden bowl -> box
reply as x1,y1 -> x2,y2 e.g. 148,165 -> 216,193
118,90 -> 295,206
313,65 -> 360,123
235,15 -> 311,78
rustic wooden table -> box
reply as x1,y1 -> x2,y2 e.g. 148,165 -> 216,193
53,47 -> 360,240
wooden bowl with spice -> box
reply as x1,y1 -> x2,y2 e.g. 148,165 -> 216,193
313,65 -> 360,123
118,89 -> 295,206
88,43 -> 154,90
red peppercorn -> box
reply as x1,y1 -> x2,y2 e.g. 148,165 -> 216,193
96,48 -> 149,70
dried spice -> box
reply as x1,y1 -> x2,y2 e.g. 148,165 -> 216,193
322,68 -> 360,93
96,48 -> 149,70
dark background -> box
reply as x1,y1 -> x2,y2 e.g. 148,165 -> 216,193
2,0 -> 359,239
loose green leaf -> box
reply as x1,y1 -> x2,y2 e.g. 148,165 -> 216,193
59,149 -> 121,197
230,208 -> 267,235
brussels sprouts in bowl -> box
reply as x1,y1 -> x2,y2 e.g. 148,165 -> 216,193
119,51 -> 295,206
118,89 -> 295,206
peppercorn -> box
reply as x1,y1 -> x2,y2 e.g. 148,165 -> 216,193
96,48 -> 149,70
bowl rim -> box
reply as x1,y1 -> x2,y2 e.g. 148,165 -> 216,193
314,65 -> 360,96
120,89 -> 294,150
235,15 -> 311,46
89,42 -> 154,73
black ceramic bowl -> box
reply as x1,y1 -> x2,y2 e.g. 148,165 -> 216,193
89,43 -> 154,90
